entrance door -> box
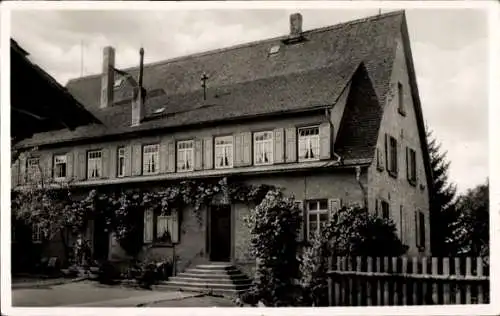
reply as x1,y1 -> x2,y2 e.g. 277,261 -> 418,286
93,218 -> 110,262
209,205 -> 231,262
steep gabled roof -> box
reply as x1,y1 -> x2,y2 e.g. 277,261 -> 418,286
15,10 -> 405,152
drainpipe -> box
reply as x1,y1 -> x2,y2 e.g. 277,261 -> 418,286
355,166 -> 368,209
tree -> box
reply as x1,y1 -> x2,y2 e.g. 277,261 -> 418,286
427,129 -> 458,256
447,181 -> 489,262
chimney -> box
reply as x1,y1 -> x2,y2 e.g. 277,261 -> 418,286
100,46 -> 115,109
131,47 -> 145,126
290,13 -> 303,37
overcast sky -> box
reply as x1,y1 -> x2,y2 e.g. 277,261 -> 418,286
10,7 -> 489,195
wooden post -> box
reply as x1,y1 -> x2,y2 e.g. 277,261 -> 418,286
392,257 -> 398,305
328,256 -> 333,306
402,256 -> 408,305
477,257 -> 484,304
431,257 -> 439,304
356,256 -> 362,305
376,257 -> 382,306
454,257 -> 462,304
465,257 -> 472,304
367,257 -> 373,306
383,257 -> 389,305
347,257 -> 353,306
412,257 -> 418,305
443,257 -> 450,304
335,257 -> 341,306
342,257 -> 347,305
422,257 -> 428,305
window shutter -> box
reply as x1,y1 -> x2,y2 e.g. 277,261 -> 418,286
233,134 -> 243,167
203,137 -> 213,169
171,210 -> 179,243
194,139 -> 203,170
319,122 -> 331,160
415,210 -> 420,247
328,198 -> 341,217
124,146 -> 132,177
395,139 -> 399,174
385,134 -> 389,171
242,132 -> 252,166
285,127 -> 297,163
77,150 -> 86,180
167,139 -> 175,173
108,146 -> 116,179
296,200 -> 305,242
274,128 -> 285,164
19,155 -> 26,185
42,154 -> 52,180
132,143 -> 142,176
159,139 -> 169,173
66,152 -> 74,180
101,148 -> 110,178
406,147 -> 410,181
143,209 -> 153,243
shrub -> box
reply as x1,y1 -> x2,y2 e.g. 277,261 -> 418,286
97,261 -> 120,285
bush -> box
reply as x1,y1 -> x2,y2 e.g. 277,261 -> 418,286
97,261 -> 120,285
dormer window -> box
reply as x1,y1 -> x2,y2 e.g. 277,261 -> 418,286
298,126 -> 320,162
397,82 -> 406,116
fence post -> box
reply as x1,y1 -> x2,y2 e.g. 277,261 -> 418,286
443,258 -> 450,304
431,257 -> 439,304
465,257 -> 472,304
412,257 -> 418,305
454,257 -> 462,304
342,257 -> 348,306
392,257 -> 398,305
383,257 -> 389,305
356,256 -> 362,306
367,257 -> 373,306
328,256 -> 333,306
477,257 -> 484,304
402,256 -> 407,305
335,257 -> 341,306
376,257 -> 382,306
347,257 -> 353,306
421,257 -> 428,305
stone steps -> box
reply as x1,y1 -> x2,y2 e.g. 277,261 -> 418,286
162,262 -> 252,296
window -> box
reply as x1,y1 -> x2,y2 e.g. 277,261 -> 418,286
398,82 -> 406,116
143,144 -> 159,175
376,148 -> 385,171
143,209 -> 179,244
400,205 -> 404,241
407,147 -> 417,184
117,147 -> 125,177
306,200 -> 329,239
381,200 -> 390,219
32,223 -> 42,243
27,158 -> 40,181
387,135 -> 398,176
416,211 -> 426,250
87,150 -> 102,179
254,131 -> 273,165
298,126 -> 320,162
215,136 -> 233,169
177,140 -> 194,172
54,155 -> 67,180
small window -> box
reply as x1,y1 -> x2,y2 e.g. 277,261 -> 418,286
32,223 -> 42,243
376,148 -> 384,171
398,82 -> 406,116
306,199 -> 329,239
117,147 -> 125,177
386,135 -> 398,177
381,200 -> 390,219
143,144 -> 160,175
399,205 -> 404,240
298,126 -> 320,162
269,45 -> 280,55
407,147 -> 417,184
27,158 -> 40,181
416,211 -> 426,250
177,140 -> 194,172
53,154 -> 67,180
215,136 -> 233,169
87,150 -> 102,179
254,131 -> 273,165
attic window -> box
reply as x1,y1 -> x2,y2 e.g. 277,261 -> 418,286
269,45 -> 280,56
153,108 -> 165,115
114,77 -> 125,88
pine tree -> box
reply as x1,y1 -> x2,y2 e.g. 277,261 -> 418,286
427,128 -> 457,256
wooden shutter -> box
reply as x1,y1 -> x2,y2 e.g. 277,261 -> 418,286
285,127 -> 297,163
77,150 -> 86,180
101,148 -> 110,178
108,146 -> 116,179
233,134 -> 243,167
167,139 -> 176,173
194,139 -> 203,170
385,134 -> 389,171
328,198 -> 341,217
66,152 -> 73,180
319,122 -> 331,160
203,137 -> 213,169
143,209 -> 154,243
242,132 -> 252,166
131,143 -> 142,176
159,139 -> 169,173
274,128 -> 285,164
19,155 -> 26,185
171,209 -> 179,243
124,146 -> 132,177
296,200 -> 305,242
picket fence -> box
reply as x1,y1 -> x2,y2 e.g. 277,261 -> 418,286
327,256 -> 489,306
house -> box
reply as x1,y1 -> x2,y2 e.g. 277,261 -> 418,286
11,11 -> 432,279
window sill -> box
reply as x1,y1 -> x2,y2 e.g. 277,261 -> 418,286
298,158 -> 320,163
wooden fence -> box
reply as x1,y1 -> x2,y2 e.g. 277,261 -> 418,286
327,256 -> 489,306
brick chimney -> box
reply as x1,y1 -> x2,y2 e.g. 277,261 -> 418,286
100,46 -> 115,109
131,47 -> 145,126
290,13 -> 303,37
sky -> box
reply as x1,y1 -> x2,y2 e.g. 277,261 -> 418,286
10,6 -> 489,195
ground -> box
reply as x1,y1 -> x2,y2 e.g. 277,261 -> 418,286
11,280 -> 236,307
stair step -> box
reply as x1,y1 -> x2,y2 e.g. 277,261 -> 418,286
157,284 -> 249,296
196,263 -> 234,269
177,272 -> 249,279
169,276 -> 252,285
185,268 -> 240,275
165,280 -> 251,290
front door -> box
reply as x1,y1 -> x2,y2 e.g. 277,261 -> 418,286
209,205 -> 231,262
93,218 -> 110,262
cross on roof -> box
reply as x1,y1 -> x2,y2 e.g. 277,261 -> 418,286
201,72 -> 209,100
